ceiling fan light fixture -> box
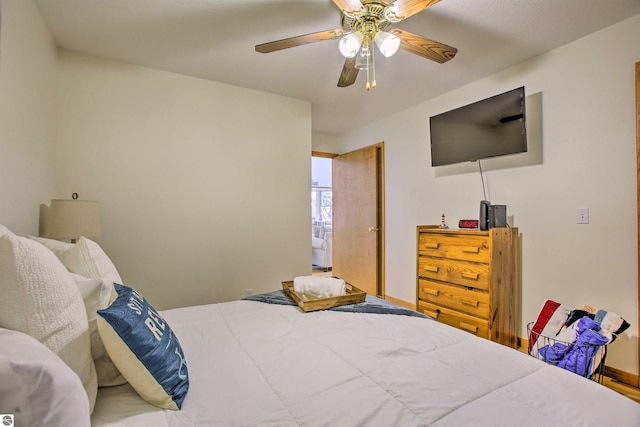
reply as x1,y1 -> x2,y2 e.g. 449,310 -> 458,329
338,32 -> 363,58
374,31 -> 400,57
255,0 -> 457,90
355,45 -> 372,70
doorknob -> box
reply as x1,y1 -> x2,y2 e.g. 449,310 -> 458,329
368,226 -> 379,232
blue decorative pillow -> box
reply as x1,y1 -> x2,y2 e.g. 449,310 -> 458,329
96,284 -> 189,410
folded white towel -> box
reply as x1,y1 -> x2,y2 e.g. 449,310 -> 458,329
293,276 -> 346,299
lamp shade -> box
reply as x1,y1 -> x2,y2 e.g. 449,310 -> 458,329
338,32 -> 363,58
374,31 -> 400,58
44,199 -> 101,241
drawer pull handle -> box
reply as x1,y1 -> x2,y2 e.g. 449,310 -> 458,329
460,322 -> 479,333
424,242 -> 439,249
462,298 -> 479,307
424,309 -> 440,319
462,247 -> 480,254
461,272 -> 479,280
423,265 -> 439,273
423,288 -> 439,296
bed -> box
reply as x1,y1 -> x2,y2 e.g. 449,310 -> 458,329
1,228 -> 639,426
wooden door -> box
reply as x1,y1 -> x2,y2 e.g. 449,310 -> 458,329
332,143 -> 384,296
635,61 -> 639,387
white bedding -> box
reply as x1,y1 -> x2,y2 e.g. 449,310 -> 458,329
91,300 -> 640,426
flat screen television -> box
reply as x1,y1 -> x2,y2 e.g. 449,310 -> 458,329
429,87 -> 527,167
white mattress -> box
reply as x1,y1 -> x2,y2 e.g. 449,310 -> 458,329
91,300 -> 640,426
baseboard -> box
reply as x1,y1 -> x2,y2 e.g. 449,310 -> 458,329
384,295 -> 415,310
604,365 -> 640,388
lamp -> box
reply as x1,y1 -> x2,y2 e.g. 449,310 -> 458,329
338,32 -> 363,58
43,195 -> 101,243
338,29 -> 400,90
354,37 -> 376,90
355,43 -> 373,70
374,31 -> 400,57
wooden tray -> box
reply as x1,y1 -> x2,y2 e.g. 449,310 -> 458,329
282,280 -> 366,312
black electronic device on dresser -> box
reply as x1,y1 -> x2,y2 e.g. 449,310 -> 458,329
479,200 -> 507,230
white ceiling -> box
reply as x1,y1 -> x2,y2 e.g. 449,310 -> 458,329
34,0 -> 640,135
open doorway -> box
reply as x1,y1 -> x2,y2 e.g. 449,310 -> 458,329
331,144 -> 384,297
312,145 -> 385,295
311,153 -> 335,274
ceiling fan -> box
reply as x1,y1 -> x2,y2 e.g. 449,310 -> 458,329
255,0 -> 458,90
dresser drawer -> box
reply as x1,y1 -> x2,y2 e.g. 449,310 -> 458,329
418,233 -> 490,263
418,301 -> 489,339
417,256 -> 489,291
418,279 -> 490,318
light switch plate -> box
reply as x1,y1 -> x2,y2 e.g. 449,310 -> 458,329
577,208 -> 589,224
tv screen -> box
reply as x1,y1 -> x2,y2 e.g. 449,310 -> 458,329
429,87 -> 527,167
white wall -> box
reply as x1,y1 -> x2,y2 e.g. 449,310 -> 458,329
0,0 -> 57,235
51,51 -> 312,310
312,131 -> 342,154
336,15 -> 640,374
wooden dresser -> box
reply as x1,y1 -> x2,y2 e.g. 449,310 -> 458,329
416,226 -> 519,348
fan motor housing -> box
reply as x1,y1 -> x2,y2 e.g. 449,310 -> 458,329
341,2 -> 394,33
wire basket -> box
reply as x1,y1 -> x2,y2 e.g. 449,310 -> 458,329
527,322 -> 608,383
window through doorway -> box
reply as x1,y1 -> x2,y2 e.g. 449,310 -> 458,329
311,156 -> 332,225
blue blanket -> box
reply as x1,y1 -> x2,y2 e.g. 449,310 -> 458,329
243,290 -> 430,319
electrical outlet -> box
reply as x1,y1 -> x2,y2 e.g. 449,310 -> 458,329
577,208 -> 589,224
245,289 -> 253,297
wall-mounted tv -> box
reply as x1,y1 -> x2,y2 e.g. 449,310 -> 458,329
429,87 -> 527,167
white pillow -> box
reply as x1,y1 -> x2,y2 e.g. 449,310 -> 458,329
28,235 -> 74,256
0,224 -> 15,236
97,283 -> 189,410
70,273 -> 126,387
0,235 -> 97,412
59,237 -> 123,284
0,328 -> 91,427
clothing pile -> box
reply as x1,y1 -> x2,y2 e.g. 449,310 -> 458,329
528,300 -> 630,378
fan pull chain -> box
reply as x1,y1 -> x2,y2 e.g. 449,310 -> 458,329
365,46 -> 377,91
366,67 -> 371,90
371,47 -> 377,89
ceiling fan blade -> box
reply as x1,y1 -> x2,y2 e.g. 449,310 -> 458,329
338,57 -> 359,87
332,0 -> 364,13
390,0 -> 440,20
255,29 -> 343,53
390,29 -> 457,63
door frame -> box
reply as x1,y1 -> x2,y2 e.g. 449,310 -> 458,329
635,62 -> 640,387
312,151 -> 338,160
312,145 -> 385,297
